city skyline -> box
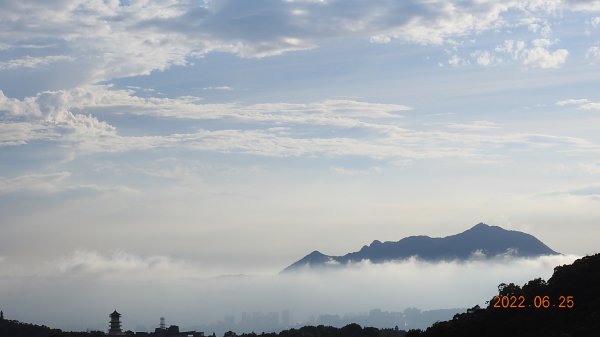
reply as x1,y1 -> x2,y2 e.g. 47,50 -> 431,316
1,0 -> 600,331
60,307 -> 461,335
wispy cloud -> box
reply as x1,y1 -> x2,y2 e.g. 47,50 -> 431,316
1,86 -> 599,162
0,55 -> 74,70
203,86 -> 234,91
0,171 -> 71,194
55,250 -> 199,278
446,121 -> 500,131
579,161 -> 600,175
534,183 -> 600,201
0,171 -> 138,196
585,44 -> 600,63
556,98 -> 600,110
329,166 -> 382,176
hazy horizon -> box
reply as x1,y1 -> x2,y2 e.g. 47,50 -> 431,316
0,254 -> 580,332
2,0 -> 600,333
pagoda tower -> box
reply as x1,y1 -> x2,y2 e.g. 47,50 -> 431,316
108,310 -> 125,335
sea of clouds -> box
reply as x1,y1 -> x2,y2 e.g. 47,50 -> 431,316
0,251 -> 580,332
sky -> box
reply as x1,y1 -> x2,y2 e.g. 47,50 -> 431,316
1,0 -> 600,331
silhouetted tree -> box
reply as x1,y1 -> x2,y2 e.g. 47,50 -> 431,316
224,331 -> 238,337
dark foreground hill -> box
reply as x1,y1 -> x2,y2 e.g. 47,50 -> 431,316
284,223 -> 558,271
0,318 -> 103,337
411,253 -> 600,337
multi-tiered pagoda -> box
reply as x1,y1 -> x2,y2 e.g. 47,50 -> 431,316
108,310 -> 125,335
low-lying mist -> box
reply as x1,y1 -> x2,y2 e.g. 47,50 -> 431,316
0,252 -> 580,332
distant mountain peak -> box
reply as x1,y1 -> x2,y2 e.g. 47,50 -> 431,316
283,223 -> 558,272
468,223 -> 501,230
283,250 -> 333,271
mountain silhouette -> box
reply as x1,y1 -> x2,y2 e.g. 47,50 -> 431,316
284,223 -> 558,271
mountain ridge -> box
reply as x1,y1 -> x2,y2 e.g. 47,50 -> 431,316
283,223 -> 558,272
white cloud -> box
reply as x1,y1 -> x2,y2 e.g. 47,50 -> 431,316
522,39 -> 568,69
0,55 -> 75,70
369,35 -> 392,44
471,50 -> 496,66
585,45 -> 600,62
495,39 -> 568,69
0,121 -> 58,146
203,86 -> 234,91
521,17 -> 552,37
0,171 -> 71,195
448,54 -> 469,66
564,0 -> 600,11
556,98 -> 591,106
56,250 -> 199,278
495,39 -> 527,59
446,121 -> 500,131
329,166 -> 382,176
0,89 -> 115,129
0,171 -> 138,196
0,89 -> 116,151
556,98 -> 600,110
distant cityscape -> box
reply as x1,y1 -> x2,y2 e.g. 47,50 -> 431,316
106,310 -> 205,337
98,307 -> 463,337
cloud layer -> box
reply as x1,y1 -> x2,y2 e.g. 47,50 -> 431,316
0,0 -> 595,95
0,251 -> 580,331
2,86 -> 598,166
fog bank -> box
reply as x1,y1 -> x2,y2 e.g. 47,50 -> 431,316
0,252 -> 580,332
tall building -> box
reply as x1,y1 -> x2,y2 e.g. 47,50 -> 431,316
281,309 -> 290,327
108,310 -> 125,335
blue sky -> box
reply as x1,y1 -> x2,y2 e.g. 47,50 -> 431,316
1,0 -> 600,329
